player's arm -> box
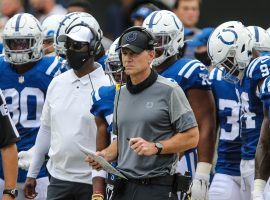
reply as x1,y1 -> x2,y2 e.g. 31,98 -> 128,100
92,117 -> 110,198
187,88 -> 216,200
253,106 -> 270,198
186,88 -> 216,164
253,76 -> 270,198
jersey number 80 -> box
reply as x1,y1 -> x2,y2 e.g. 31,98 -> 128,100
3,87 -> 44,128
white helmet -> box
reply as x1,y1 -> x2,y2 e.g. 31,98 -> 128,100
54,12 -> 88,56
65,13 -> 103,55
54,12 -> 102,56
42,14 -> 65,41
142,10 -> 184,66
2,13 -> 43,64
246,26 -> 270,52
208,21 -> 253,83
105,37 -> 121,74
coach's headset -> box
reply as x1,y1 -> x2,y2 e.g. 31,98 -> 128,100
117,26 -> 156,68
65,22 -> 102,56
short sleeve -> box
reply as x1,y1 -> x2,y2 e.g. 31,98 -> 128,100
0,90 -> 20,148
169,85 -> 198,132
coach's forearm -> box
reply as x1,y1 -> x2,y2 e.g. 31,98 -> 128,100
103,140 -> 118,162
160,126 -> 199,154
1,144 -> 18,189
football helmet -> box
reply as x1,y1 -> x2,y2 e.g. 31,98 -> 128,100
54,12 -> 88,56
65,13 -> 103,56
42,14 -> 64,55
105,37 -> 121,74
2,13 -> 43,65
42,14 -> 65,41
54,12 -> 103,57
247,26 -> 270,52
142,10 -> 184,66
105,37 -> 122,83
207,21 -> 253,83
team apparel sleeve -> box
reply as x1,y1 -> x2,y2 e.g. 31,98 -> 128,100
27,125 -> 51,178
169,85 -> 198,132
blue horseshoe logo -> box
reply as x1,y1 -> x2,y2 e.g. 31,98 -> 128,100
218,28 -> 238,45
126,32 -> 137,42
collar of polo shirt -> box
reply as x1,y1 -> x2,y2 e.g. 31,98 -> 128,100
70,62 -> 103,85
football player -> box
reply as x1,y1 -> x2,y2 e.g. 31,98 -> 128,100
143,10 -> 216,200
253,75 -> 270,200
208,67 -> 242,200
41,14 -> 65,55
0,13 -> 66,199
208,21 -> 270,200
90,37 -> 126,200
246,26 -> 270,57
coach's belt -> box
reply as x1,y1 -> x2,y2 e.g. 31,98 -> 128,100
128,175 -> 174,186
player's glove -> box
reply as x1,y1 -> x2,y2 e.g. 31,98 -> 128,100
252,179 -> 266,200
190,162 -> 212,200
18,146 -> 34,170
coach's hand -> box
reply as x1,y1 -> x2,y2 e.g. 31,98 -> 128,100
24,177 -> 38,199
85,151 -> 105,170
129,137 -> 158,156
85,150 -> 113,170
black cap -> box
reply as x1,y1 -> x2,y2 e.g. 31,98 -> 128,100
119,30 -> 153,53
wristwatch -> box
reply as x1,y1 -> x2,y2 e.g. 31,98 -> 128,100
3,189 -> 18,199
154,142 -> 163,155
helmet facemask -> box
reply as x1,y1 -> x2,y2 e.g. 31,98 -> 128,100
3,36 -> 42,65
217,50 -> 245,84
105,57 -> 123,84
152,30 -> 182,67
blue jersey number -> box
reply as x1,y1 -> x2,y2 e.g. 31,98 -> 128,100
3,87 -> 44,128
219,99 -> 240,140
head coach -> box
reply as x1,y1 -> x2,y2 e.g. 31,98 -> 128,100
87,26 -> 199,200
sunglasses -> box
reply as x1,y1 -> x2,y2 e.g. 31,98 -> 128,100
65,41 -> 89,51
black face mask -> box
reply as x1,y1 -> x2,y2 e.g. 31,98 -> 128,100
66,49 -> 90,71
194,51 -> 211,66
